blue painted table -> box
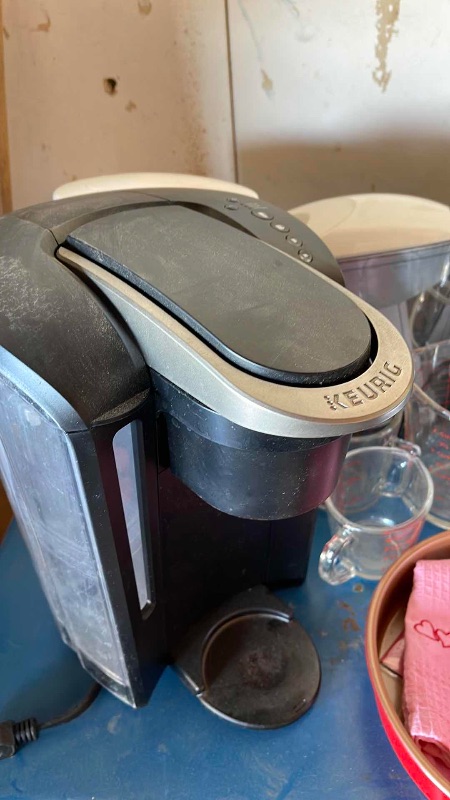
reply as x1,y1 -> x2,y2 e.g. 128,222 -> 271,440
0,512 -> 434,800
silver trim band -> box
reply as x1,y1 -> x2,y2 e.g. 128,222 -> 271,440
59,247 -> 413,438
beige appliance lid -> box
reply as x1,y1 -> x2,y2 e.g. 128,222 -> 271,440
289,194 -> 450,259
53,173 -> 259,201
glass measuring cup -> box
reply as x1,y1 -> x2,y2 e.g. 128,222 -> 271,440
404,340 -> 450,527
318,445 -> 434,585
410,277 -> 450,348
348,410 -> 403,451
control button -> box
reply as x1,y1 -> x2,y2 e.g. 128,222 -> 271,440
225,202 -> 240,211
270,222 -> 290,233
286,235 -> 302,247
226,197 -> 240,203
251,209 -> 274,221
299,251 -> 313,263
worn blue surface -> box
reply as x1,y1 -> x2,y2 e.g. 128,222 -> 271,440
0,512 -> 436,800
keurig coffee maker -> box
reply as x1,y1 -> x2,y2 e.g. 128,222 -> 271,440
0,188 -> 413,728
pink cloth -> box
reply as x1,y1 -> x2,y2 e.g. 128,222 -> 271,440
403,559 -> 450,773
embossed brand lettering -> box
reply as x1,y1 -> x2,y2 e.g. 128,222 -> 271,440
369,376 -> 391,392
324,394 -> 349,410
342,389 -> 363,406
383,362 -> 402,377
324,362 -> 403,411
358,383 -> 378,400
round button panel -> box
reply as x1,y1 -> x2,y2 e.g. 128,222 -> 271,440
221,202 -> 313,266
270,222 -> 290,233
251,209 -> 274,221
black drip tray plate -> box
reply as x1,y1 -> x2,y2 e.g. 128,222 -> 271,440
174,586 -> 321,729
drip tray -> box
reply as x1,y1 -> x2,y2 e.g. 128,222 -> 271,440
173,586 -> 321,729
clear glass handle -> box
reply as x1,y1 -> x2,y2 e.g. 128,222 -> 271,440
318,528 -> 355,585
389,437 -> 421,458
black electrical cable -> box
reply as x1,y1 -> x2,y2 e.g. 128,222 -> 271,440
40,682 -> 101,730
0,682 -> 101,759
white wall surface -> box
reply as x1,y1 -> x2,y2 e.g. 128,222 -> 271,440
228,0 -> 450,208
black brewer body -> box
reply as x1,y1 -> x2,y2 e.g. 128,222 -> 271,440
0,188 -> 413,708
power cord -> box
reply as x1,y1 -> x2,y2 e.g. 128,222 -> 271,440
0,682 -> 101,759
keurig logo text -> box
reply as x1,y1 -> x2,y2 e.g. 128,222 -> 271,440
324,362 -> 402,411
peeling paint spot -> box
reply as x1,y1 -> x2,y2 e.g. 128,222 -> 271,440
103,77 -> 118,95
3,27 -> 10,40
343,616 -> 360,633
32,11 -> 51,33
157,742 -> 169,754
261,68 -> 273,95
107,714 -> 121,734
373,0 -> 401,92
138,0 -> 152,15
125,100 -> 137,112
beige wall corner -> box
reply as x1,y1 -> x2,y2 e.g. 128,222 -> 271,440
3,0 -> 235,208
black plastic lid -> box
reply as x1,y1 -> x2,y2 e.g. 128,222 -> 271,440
67,203 -> 372,387
0,215 -> 150,427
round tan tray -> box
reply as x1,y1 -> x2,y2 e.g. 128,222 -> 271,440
366,531 -> 450,800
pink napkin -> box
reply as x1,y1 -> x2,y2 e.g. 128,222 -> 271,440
403,559 -> 450,774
